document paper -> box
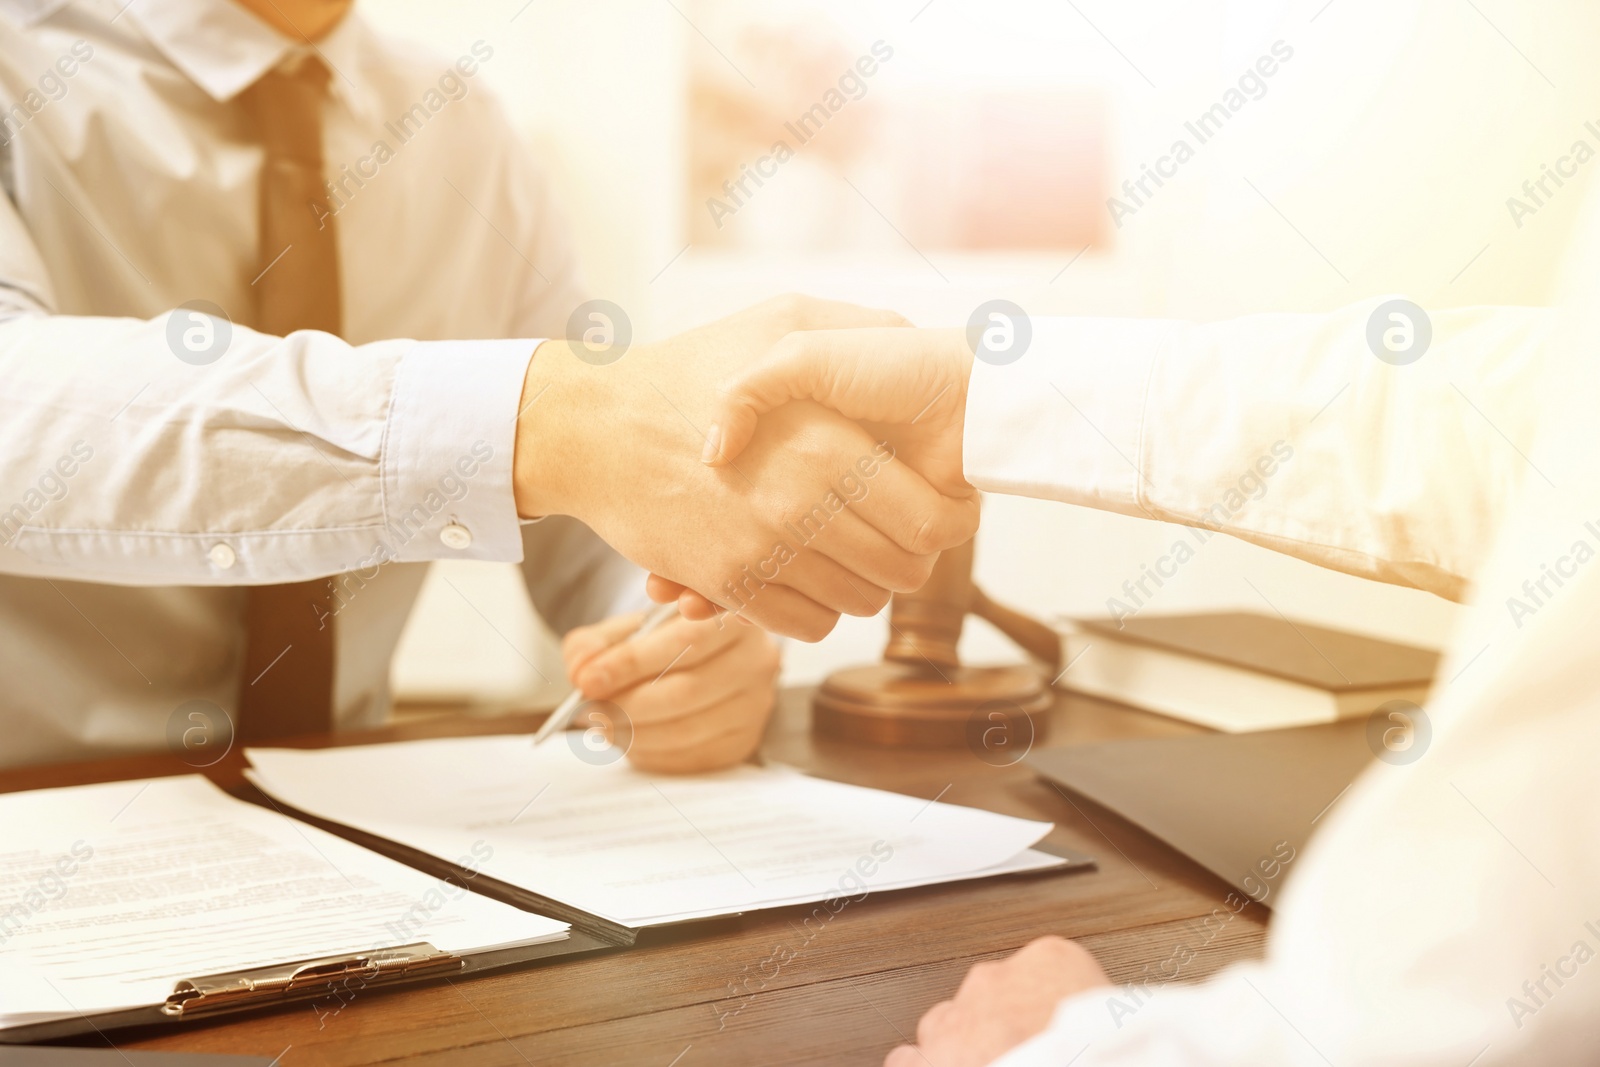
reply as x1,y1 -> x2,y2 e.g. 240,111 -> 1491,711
0,776 -> 568,1029
246,735 -> 1060,929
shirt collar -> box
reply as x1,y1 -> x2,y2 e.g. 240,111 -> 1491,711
122,0 -> 380,120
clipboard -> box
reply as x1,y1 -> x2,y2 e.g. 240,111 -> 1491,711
0,932 -> 614,1045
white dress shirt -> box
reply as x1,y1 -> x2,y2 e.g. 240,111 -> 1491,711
0,0 -> 645,768
964,174 -> 1600,1066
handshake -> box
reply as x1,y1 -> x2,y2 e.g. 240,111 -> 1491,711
513,295 -> 978,640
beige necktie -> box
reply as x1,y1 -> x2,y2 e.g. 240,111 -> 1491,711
235,58 -> 340,743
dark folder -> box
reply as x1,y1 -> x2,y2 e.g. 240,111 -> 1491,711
1029,718 -> 1375,906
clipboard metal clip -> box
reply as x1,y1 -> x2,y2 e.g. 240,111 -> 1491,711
161,942 -> 463,1019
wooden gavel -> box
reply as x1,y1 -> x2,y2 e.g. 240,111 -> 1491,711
882,536 -> 1061,675
813,534 -> 1060,748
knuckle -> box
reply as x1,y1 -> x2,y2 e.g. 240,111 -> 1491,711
891,552 -> 936,593
906,513 -> 942,556
769,330 -> 807,361
915,1001 -> 955,1046
773,292 -> 808,329
1028,934 -> 1073,955
1043,936 -> 1092,965
960,959 -> 1000,993
560,627 -> 589,659
890,551 -> 935,593
773,499 -> 823,540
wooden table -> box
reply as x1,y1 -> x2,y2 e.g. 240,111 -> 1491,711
4,687 -> 1268,1066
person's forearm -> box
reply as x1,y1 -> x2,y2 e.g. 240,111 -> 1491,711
964,301 -> 1554,601
0,312 -> 533,584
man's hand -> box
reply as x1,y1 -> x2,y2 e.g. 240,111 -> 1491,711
703,325 -> 975,494
885,937 -> 1111,1067
649,325 -> 976,622
561,609 -> 780,774
512,298 -> 980,641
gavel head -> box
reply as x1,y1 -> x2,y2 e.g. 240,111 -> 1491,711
883,537 -> 976,674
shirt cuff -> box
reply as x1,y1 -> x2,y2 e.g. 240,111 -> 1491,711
382,338 -> 541,565
963,317 -> 1176,517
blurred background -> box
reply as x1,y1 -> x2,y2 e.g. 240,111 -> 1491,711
363,0 -> 1600,711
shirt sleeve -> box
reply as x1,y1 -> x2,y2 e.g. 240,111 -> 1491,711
0,141 -> 552,586
963,301 -> 1554,601
0,193 -> 546,586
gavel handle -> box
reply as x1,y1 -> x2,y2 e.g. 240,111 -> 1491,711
969,586 -> 1062,674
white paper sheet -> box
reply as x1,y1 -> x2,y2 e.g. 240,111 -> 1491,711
0,776 -> 567,1029
245,735 -> 1057,928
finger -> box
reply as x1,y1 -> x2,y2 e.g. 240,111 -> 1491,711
560,611 -> 647,677
957,959 -> 1001,998
706,326 -> 937,466
625,688 -> 773,773
574,615 -> 741,699
646,573 -> 686,603
710,581 -> 840,642
844,449 -> 982,556
645,574 -> 723,622
676,588 -> 722,621
765,549 -> 893,619
917,1000 -> 959,1048
609,635 -> 772,725
884,1047 -> 924,1067
628,723 -> 762,774
704,331 -> 836,467
627,676 -> 774,746
798,505 -> 939,596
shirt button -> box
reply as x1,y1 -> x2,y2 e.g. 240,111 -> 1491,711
440,523 -> 473,550
208,543 -> 236,569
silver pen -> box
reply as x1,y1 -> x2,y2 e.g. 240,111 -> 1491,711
531,601 -> 680,748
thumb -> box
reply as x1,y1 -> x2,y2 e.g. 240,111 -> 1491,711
703,326 -> 961,467
701,332 -> 836,467
700,329 -> 889,467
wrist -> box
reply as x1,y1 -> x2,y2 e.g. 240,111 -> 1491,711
513,341 -> 589,518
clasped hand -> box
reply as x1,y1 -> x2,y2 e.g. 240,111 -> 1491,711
512,296 -> 979,641
644,317 -> 979,630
